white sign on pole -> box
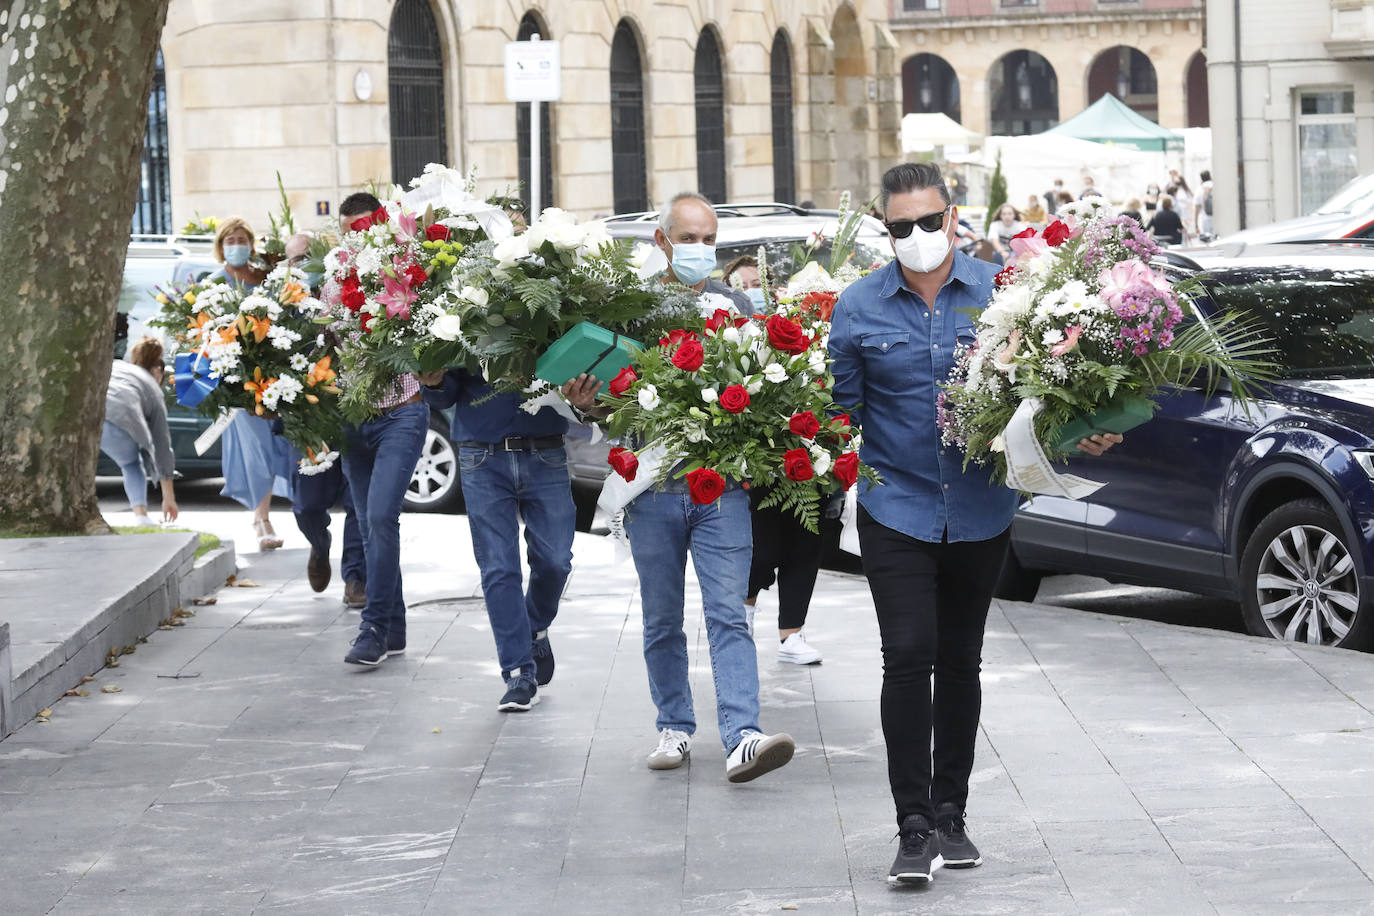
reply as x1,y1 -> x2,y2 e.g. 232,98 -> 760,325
504,39 -> 561,103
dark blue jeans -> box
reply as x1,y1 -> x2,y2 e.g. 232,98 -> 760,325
292,461 -> 366,586
458,444 -> 575,678
341,401 -> 428,641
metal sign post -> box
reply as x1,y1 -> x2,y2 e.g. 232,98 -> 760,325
504,35 -> 562,221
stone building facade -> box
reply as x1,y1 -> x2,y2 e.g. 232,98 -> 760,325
890,0 -> 1206,136
1206,0 -> 1374,235
151,0 -> 904,230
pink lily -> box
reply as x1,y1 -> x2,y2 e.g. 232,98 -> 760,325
376,272 -> 417,320
1008,234 -> 1049,262
1099,259 -> 1170,306
1050,325 -> 1082,357
394,208 -> 418,243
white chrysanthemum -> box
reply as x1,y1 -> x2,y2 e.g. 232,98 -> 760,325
240,294 -> 274,315
261,375 -> 304,411
355,246 -> 383,278
1042,328 -> 1065,347
637,384 -> 660,410
290,353 -> 310,371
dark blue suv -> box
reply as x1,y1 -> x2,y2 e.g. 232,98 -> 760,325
999,241 -> 1374,650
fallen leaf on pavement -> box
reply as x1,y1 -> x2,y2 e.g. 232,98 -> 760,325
192,597 -> 217,606
100,685 -> 123,694
174,607 -> 196,618
79,676 -> 95,685
225,574 -> 237,586
234,578 -> 259,588
63,689 -> 90,698
432,727 -> 442,734
37,708 -> 52,718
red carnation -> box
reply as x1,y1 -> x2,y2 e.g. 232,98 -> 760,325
425,223 -> 451,242
1042,220 -> 1072,247
994,264 -> 1017,288
608,366 -> 638,397
766,314 -> 809,354
371,205 -> 390,225
349,215 -> 373,232
783,447 -> 814,482
405,264 -> 428,287
672,338 -> 705,372
686,467 -> 726,505
608,446 -> 639,481
1011,226 -> 1037,241
801,290 -> 837,321
341,274 -> 365,312
834,452 -> 860,489
718,384 -> 750,414
789,411 -> 821,439
360,313 -> 375,334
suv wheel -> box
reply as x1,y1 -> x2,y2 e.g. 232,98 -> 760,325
1239,498 -> 1370,649
404,415 -> 463,513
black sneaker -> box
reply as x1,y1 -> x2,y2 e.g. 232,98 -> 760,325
344,626 -> 387,666
935,803 -> 982,868
889,814 -> 943,885
532,630 -> 554,686
498,672 -> 539,712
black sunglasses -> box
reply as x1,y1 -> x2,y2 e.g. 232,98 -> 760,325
885,208 -> 949,239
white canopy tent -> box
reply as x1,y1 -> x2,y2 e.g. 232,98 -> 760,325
901,112 -> 982,154
978,133 -> 1166,208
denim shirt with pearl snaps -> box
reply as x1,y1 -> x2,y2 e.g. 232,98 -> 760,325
827,253 -> 1018,544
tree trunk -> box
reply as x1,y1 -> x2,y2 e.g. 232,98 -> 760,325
0,0 -> 171,534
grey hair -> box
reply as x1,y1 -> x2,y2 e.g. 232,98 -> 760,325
658,191 -> 714,233
879,162 -> 951,217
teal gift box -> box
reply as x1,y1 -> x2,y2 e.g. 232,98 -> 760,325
535,321 -> 642,387
1051,395 -> 1155,454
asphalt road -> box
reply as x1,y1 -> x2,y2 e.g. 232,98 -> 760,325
98,476 -> 1249,637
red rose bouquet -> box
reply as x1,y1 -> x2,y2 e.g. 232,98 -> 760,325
599,307 -> 877,530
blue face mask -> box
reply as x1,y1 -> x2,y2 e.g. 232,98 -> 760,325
745,287 -> 767,312
669,242 -> 716,287
223,244 -> 251,268
302,270 -> 324,291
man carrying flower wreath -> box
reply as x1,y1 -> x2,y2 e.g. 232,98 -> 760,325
828,163 -> 1121,885
559,192 -> 795,784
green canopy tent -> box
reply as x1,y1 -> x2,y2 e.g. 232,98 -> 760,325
1045,93 -> 1184,153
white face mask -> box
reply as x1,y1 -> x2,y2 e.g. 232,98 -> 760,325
892,217 -> 952,273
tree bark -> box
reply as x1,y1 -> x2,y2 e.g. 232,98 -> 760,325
0,0 -> 171,534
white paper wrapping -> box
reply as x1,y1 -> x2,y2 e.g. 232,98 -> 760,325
1002,398 -> 1104,500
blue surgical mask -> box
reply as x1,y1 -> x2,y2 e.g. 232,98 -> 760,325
302,270 -> 324,291
745,287 -> 767,312
223,244 -> 251,268
670,242 -> 716,287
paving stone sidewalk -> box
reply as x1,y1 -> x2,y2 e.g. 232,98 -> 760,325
4,511 -> 1374,915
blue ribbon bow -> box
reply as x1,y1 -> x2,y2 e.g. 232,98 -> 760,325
174,351 -> 220,408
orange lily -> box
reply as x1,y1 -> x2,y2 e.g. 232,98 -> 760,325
243,367 -> 276,415
239,314 -> 271,343
306,356 -> 336,387
214,324 -> 240,346
279,280 -> 307,305
187,312 -> 212,335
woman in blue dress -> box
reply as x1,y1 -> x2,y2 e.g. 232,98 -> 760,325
208,217 -> 294,550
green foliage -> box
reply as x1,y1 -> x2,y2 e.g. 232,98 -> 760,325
984,154 -> 1007,236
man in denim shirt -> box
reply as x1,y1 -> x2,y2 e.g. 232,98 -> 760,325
418,369 -> 574,712
829,163 -> 1119,884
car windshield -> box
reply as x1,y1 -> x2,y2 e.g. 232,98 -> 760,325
718,237 -> 890,282
1315,174 -> 1374,215
120,259 -> 173,323
1207,269 -> 1374,378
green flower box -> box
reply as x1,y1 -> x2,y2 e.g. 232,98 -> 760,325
1051,394 -> 1155,454
535,321 -> 642,387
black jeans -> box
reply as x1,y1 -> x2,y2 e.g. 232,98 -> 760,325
857,505 -> 1010,826
746,487 -> 823,631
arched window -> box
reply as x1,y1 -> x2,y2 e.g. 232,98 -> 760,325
388,0 -> 447,186
1087,46 -> 1159,122
694,29 -> 726,203
133,48 -> 171,235
1186,51 -> 1210,128
609,21 -> 648,214
901,53 -> 961,124
770,31 -> 796,205
988,50 -> 1058,136
516,13 -> 555,217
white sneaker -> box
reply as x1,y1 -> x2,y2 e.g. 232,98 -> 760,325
647,728 -> 692,770
745,604 -> 756,638
725,730 -> 795,783
778,632 -> 823,665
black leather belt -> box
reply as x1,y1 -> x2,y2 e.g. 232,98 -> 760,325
457,436 -> 564,451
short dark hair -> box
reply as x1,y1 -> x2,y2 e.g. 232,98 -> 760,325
880,162 -> 951,218
1200,170 -> 1212,182
340,191 -> 382,218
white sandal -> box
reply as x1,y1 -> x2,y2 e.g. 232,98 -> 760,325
254,519 -> 283,550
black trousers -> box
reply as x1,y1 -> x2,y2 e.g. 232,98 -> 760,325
857,505 -> 1009,826
747,487 -> 823,631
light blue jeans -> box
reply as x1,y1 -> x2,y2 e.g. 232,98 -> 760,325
624,486 -> 760,752
100,421 -> 148,508
458,444 -> 576,679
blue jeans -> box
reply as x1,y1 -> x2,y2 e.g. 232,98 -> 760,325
458,445 -> 575,678
100,421 -> 148,508
293,462 -> 366,586
341,401 -> 428,640
624,486 -> 759,752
